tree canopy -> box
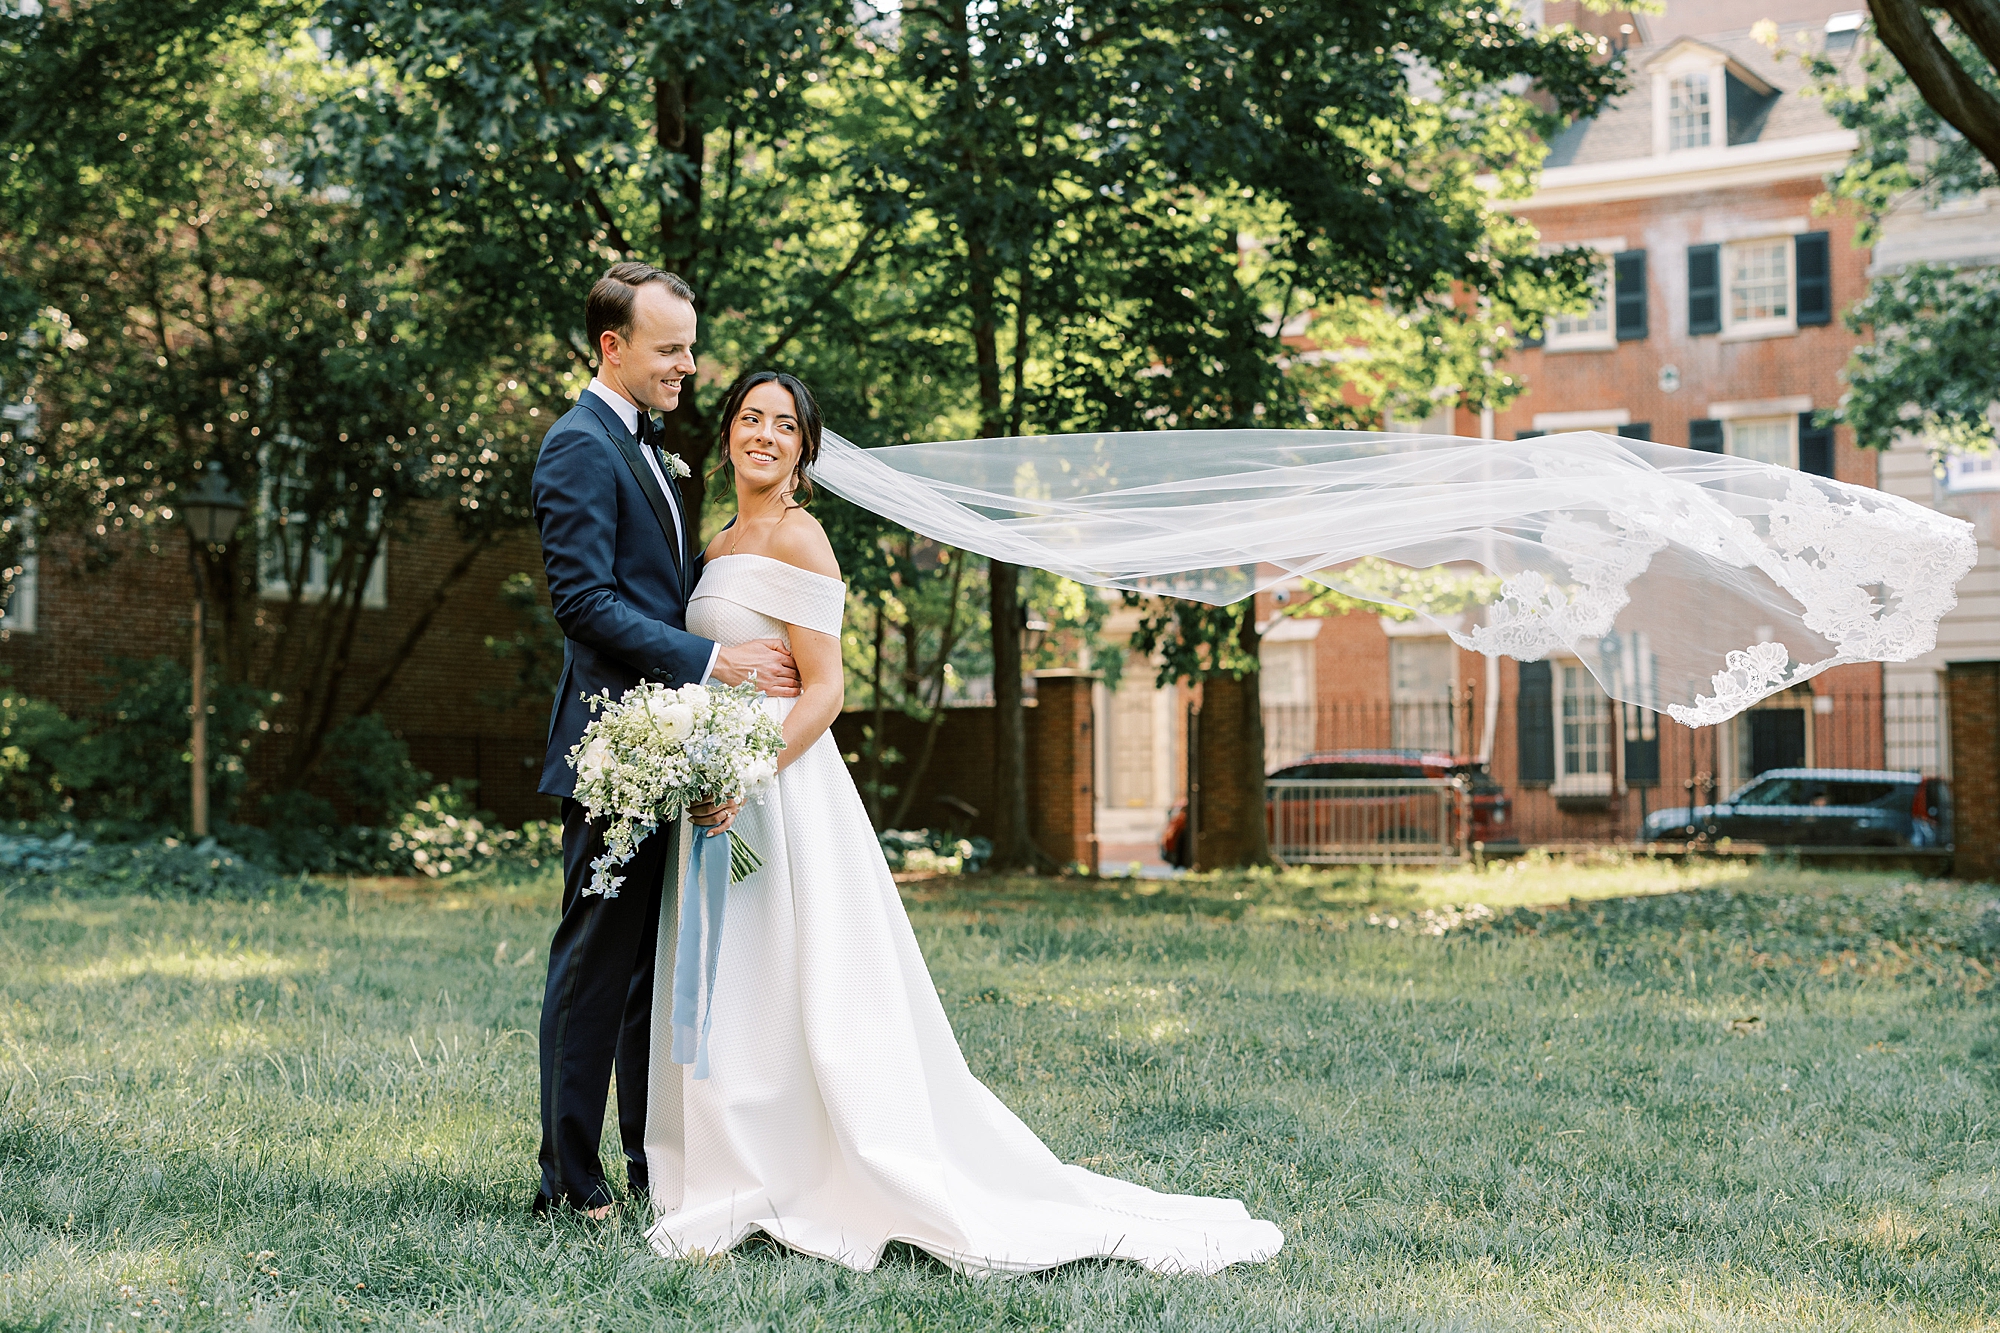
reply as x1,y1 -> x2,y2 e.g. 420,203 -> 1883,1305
2,0 -> 1625,834
1775,12 -> 2000,454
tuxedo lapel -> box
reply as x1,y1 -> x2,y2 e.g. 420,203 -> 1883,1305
580,392 -> 685,584
612,431 -> 686,580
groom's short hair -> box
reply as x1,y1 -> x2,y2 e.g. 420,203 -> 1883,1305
586,263 -> 696,358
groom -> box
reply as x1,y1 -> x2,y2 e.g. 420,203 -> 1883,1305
530,262 -> 799,1217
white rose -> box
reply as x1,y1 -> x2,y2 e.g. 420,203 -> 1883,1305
656,702 -> 696,741
742,757 -> 777,788
676,683 -> 710,709
577,737 -> 612,783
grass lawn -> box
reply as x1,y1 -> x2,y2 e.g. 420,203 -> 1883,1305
1,857 -> 1997,1331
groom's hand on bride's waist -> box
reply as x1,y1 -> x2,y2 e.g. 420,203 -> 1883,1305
710,638 -> 800,696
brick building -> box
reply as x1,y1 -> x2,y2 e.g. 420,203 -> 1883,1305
0,426 -> 556,827
1085,0 -> 1941,859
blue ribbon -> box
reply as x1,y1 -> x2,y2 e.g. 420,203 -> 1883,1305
669,824 -> 731,1080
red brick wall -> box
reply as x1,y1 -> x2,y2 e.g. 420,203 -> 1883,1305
830,689 -> 1098,869
1947,662 -> 1999,879
1027,671 -> 1098,869
1192,672 -> 1262,868
1488,182 -> 1874,490
0,510 -> 556,826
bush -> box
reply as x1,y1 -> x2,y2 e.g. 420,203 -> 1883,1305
0,830 -> 93,873
389,782 -> 561,879
0,831 -> 296,900
69,656 -> 276,827
322,712 -> 427,824
0,691 -> 91,821
878,828 -> 991,876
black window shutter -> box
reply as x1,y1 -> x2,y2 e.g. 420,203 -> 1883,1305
1614,250 -> 1648,341
1688,244 -> 1722,335
1795,231 -> 1831,326
1798,412 -> 1835,476
1617,423 -> 1652,441
1514,429 -> 1546,440
1624,715 -> 1661,787
1517,660 -> 1556,786
1690,419 -> 1725,452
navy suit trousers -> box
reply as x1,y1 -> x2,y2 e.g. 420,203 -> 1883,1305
535,800 -> 678,1211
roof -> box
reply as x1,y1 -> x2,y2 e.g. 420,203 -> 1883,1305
1543,22 -> 1847,170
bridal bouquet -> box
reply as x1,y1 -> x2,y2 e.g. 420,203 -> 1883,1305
567,680 -> 786,898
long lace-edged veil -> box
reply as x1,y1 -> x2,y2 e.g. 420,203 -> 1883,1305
809,428 -> 1975,727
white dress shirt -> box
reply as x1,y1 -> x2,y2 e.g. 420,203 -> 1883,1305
585,378 -> 718,684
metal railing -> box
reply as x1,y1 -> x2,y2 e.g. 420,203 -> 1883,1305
1263,695 -> 1478,773
1266,778 -> 1465,864
1258,689 -> 1943,847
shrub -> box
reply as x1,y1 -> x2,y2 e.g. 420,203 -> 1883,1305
69,656 -> 277,827
878,828 -> 991,876
322,712 -> 427,824
0,831 -> 295,900
0,692 -> 91,821
389,782 -> 559,879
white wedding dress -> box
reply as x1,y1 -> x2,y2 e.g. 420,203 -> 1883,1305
640,553 -> 1283,1275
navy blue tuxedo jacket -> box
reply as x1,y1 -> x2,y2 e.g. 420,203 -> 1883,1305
531,391 -> 715,799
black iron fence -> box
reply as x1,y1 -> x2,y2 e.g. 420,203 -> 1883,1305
1261,689 -> 1947,847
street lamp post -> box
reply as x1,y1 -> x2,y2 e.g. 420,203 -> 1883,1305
181,462 -> 246,838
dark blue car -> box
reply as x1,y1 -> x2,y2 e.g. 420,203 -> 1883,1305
1641,768 -> 1950,848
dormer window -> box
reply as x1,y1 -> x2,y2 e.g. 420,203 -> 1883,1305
1648,39 -> 1777,156
1668,74 -> 1712,150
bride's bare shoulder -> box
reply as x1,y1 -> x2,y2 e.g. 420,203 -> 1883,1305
767,508 -> 841,581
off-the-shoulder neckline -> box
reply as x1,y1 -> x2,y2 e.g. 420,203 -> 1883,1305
702,551 -> 846,586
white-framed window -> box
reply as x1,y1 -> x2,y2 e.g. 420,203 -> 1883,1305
1725,416 -> 1797,469
1260,616 -> 1321,771
0,550 -> 36,634
1668,73 -> 1712,150
1539,238 -> 1625,353
0,405 -> 39,635
1723,238 -> 1793,337
258,456 -> 387,607
1390,636 -> 1457,753
1555,661 -> 1614,795
1547,260 -> 1614,351
1944,450 -> 2000,493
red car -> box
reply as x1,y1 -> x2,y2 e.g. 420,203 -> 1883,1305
1160,750 -> 1513,867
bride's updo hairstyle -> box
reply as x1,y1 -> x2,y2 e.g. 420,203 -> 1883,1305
714,370 -> 823,507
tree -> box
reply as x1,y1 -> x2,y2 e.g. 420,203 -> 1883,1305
1774,14 -> 2000,452
1865,0 -> 2000,167
307,0 -> 895,525
0,0 -> 544,806
871,0 -> 1613,869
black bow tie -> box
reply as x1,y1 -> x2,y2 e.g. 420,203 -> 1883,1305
636,414 -> 660,448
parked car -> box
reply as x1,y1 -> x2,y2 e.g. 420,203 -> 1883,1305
1159,750 -> 1514,866
1640,768 -> 1949,848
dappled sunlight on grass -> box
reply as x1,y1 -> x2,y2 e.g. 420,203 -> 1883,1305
916,851 -> 1786,928
48,949 -> 306,986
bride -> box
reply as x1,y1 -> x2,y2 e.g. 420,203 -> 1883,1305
639,369 -> 1284,1275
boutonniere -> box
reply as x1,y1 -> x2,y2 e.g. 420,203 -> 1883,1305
665,452 -> 691,480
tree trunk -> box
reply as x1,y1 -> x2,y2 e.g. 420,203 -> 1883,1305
1235,602 -> 1272,866
969,237 -> 1035,871
890,550 -> 969,830
1869,0 -> 2000,170
655,74 -> 712,533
